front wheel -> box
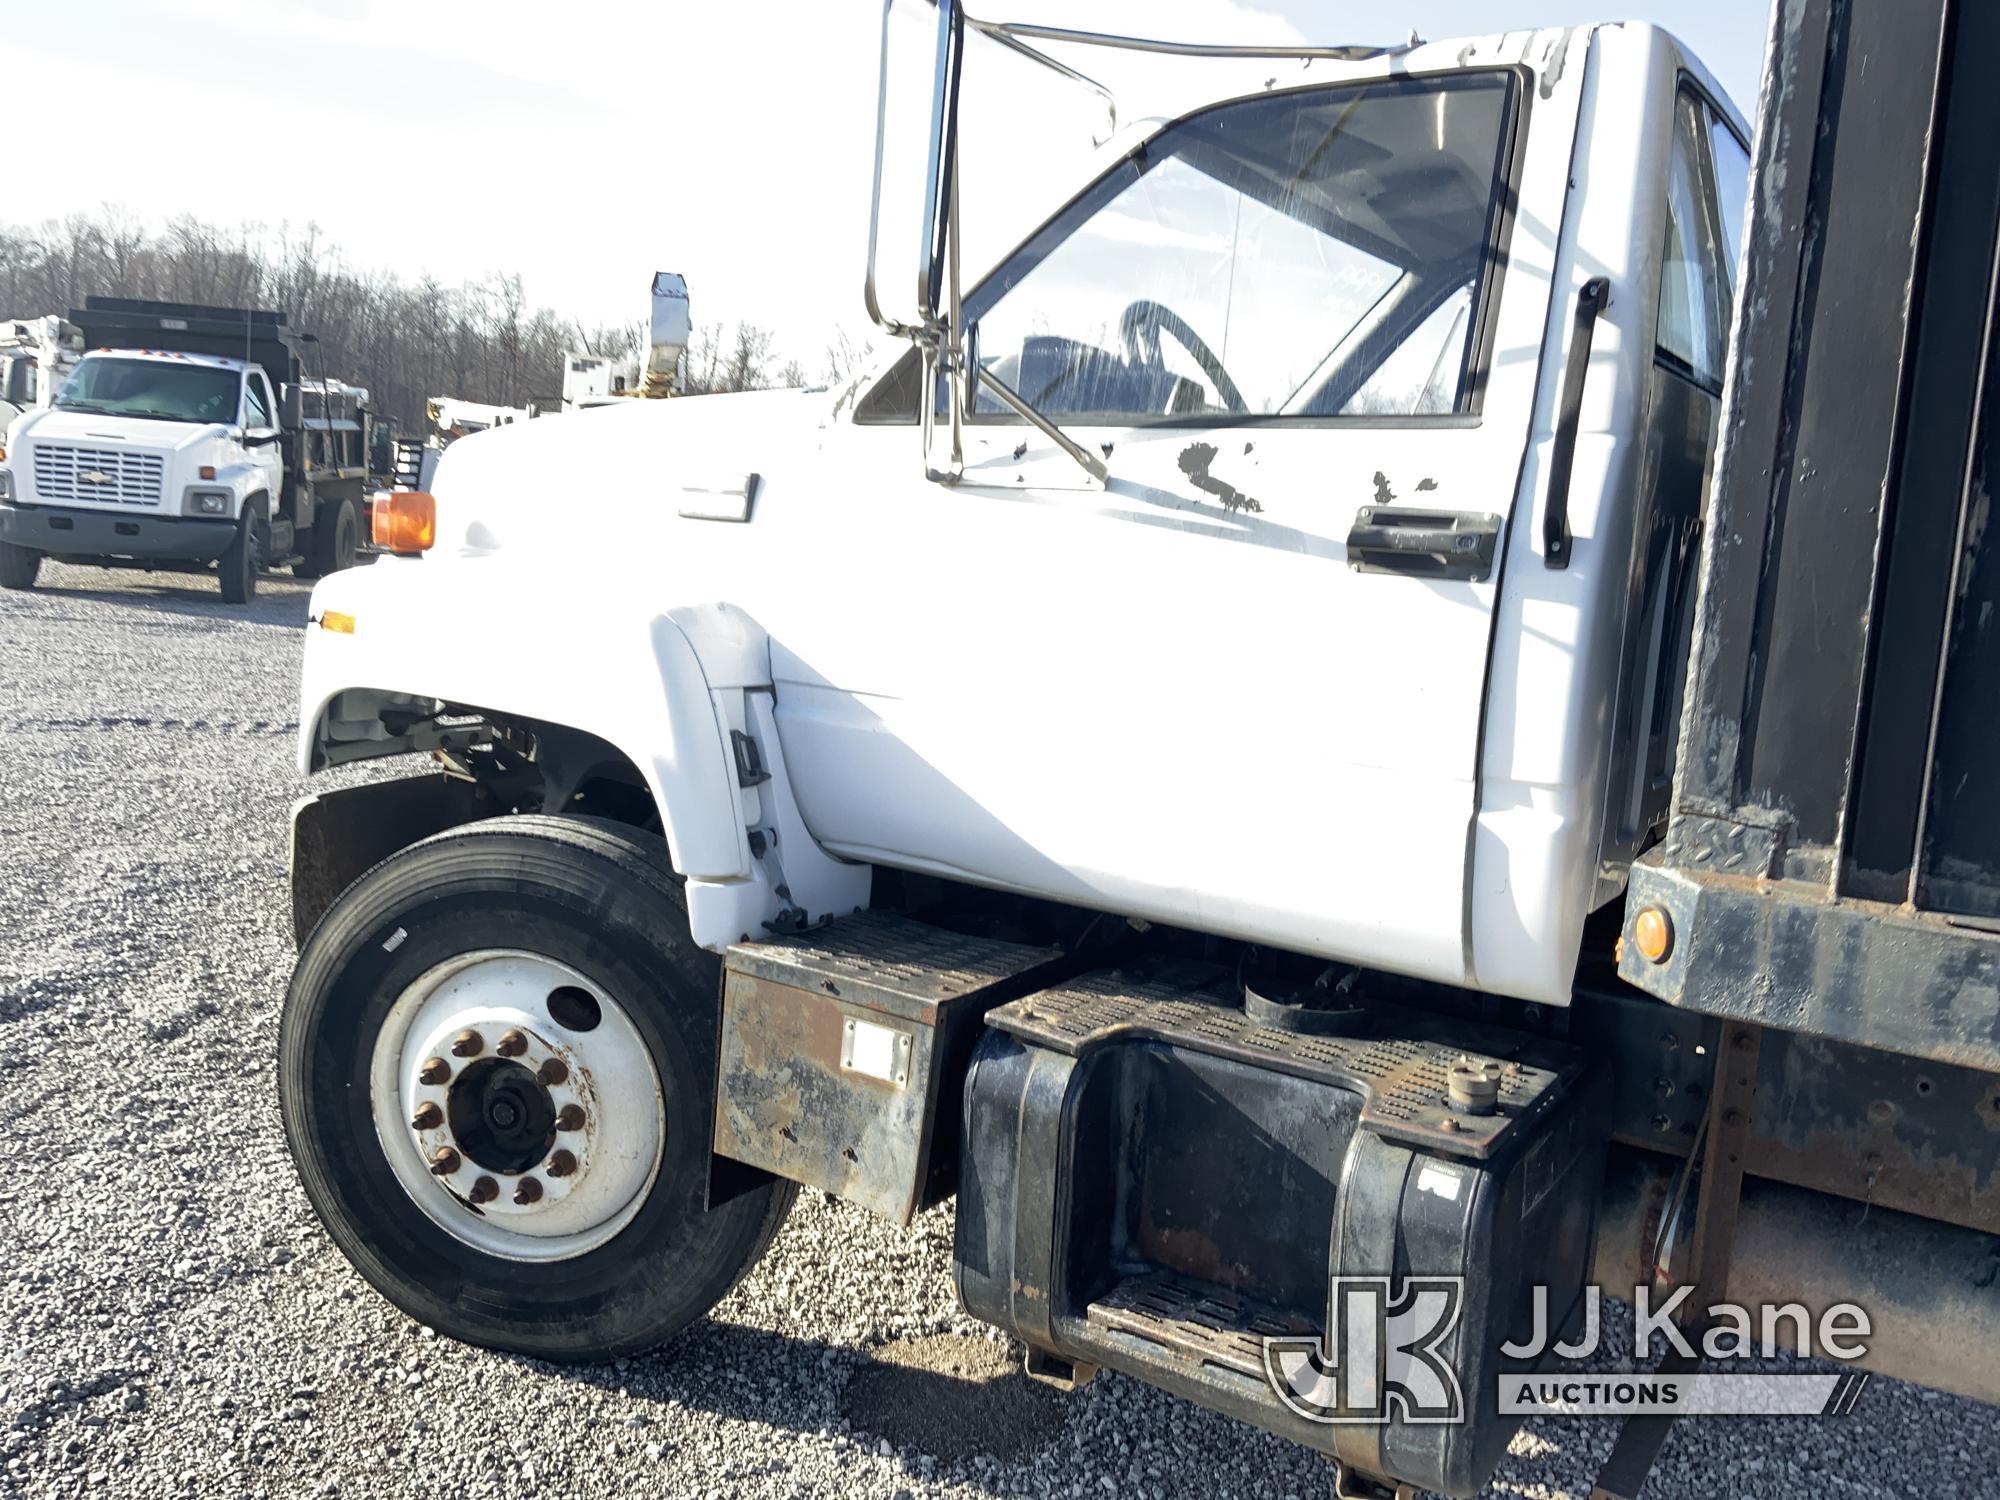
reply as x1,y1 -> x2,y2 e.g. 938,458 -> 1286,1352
0,542 -> 40,590
280,815 -> 795,1359
217,509 -> 263,603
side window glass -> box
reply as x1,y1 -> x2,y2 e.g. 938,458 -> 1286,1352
244,375 -> 271,428
1656,92 -> 1731,389
1339,283 -> 1475,416
959,74 -> 1516,423
1709,114 -> 1751,292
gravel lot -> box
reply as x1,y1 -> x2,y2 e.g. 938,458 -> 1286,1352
1,561 -> 1993,1500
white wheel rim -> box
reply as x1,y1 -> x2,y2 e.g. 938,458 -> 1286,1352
370,950 -> 665,1262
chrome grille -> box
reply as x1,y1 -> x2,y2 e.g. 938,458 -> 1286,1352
31,444 -> 168,508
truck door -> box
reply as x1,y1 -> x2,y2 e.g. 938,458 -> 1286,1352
242,368 -> 284,501
1601,90 -> 1747,864
775,63 -> 1584,992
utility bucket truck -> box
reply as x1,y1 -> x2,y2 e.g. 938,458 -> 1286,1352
0,316 -> 83,430
277,4 -> 2000,1496
0,296 -> 373,601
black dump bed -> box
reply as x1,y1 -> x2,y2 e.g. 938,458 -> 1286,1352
1619,0 -> 2000,1071
68,296 -> 302,388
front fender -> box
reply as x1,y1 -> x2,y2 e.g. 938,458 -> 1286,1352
297,556 -> 750,883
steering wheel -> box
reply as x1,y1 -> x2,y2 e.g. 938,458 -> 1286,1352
1118,299 -> 1248,415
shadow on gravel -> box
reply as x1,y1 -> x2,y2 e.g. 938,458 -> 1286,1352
517,1321 -> 1065,1479
841,1332 -> 1065,1461
23,580 -> 314,629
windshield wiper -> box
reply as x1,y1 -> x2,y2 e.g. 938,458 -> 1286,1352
52,401 -> 115,415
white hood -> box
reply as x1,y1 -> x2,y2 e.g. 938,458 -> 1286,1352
11,405 -> 227,453
426,388 -> 832,560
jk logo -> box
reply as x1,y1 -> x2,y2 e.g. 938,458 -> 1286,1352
1262,1276 -> 1466,1424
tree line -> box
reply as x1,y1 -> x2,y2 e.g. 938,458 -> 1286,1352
0,210 -> 865,429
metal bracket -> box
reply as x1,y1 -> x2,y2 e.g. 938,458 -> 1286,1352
1332,1462 -> 1417,1500
1022,1345 -> 1097,1391
1588,1023 -> 1760,1500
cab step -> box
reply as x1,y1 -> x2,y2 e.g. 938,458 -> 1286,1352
1085,1270 -> 1312,1381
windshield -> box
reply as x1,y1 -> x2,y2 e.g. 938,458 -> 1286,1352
53,358 -> 243,424
953,72 -> 1517,424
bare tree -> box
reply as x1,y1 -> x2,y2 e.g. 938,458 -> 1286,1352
0,208 -> 822,426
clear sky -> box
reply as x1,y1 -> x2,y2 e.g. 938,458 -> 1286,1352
6,0 -> 1771,369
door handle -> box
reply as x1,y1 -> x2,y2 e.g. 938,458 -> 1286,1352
1345,507 -> 1501,581
1544,277 -> 1610,569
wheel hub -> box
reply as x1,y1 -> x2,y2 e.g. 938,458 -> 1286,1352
407,1014 -> 594,1221
447,1056 -> 557,1174
371,952 -> 665,1261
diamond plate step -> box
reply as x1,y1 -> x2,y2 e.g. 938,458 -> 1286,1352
985,959 -> 1586,1158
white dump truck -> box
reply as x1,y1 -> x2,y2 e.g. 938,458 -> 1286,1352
277,6 -> 2000,1497
0,297 -> 372,600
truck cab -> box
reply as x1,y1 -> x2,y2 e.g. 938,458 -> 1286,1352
300,22 -> 1746,1006
277,18 -> 1812,1500
0,297 -> 372,600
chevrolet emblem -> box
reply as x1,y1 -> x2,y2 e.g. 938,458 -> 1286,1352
80,470 -> 113,486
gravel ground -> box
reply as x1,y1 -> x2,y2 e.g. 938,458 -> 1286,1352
1,561 -> 1994,1500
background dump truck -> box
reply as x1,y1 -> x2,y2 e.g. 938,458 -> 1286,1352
274,3 -> 2000,1497
0,295 -> 374,601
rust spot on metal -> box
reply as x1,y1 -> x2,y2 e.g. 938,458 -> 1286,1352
1176,441 -> 1264,514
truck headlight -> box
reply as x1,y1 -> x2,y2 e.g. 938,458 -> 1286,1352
184,488 -> 231,516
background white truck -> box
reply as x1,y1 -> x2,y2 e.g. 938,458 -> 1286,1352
275,6 -> 2000,1499
0,315 -> 82,431
0,296 -> 374,600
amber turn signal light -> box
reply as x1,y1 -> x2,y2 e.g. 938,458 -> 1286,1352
1632,906 -> 1674,964
372,490 -> 436,555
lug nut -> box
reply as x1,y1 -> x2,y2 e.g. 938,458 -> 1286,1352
468,1176 -> 499,1205
496,1030 -> 528,1058
451,1029 -> 484,1058
556,1104 -> 586,1132
547,1149 -> 578,1179
410,1102 -> 443,1131
429,1147 -> 462,1176
513,1177 -> 544,1206
536,1058 -> 569,1087
417,1057 -> 451,1086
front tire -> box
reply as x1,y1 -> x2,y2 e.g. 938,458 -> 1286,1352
281,815 -> 794,1360
0,542 -> 39,590
218,509 -> 263,603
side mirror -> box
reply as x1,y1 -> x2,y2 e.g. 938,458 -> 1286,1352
280,385 -> 304,427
